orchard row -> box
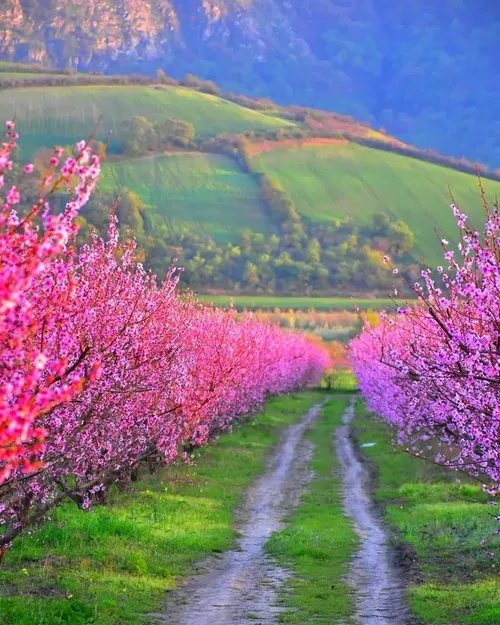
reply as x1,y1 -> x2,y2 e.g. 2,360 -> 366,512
351,191 -> 500,514
0,124 -> 329,556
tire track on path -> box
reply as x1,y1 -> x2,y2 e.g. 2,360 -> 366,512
158,403 -> 323,625
336,400 -> 409,625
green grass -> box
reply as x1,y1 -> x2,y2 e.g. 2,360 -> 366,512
266,397 -> 357,623
0,84 -> 293,155
0,392 -> 322,625
354,402 -> 500,625
99,153 -> 274,242
252,142 -> 500,265
0,73 -> 61,81
198,294 -> 406,311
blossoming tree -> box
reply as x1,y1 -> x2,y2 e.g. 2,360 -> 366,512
0,124 -> 329,555
351,192 -> 500,496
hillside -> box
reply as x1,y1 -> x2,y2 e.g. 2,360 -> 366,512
251,143 -> 499,265
99,153 -> 274,242
1,84 -> 292,154
94,141 -> 497,265
1,1 -> 499,166
0,66 -> 495,295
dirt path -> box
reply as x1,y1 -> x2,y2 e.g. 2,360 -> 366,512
158,403 -> 323,625
336,401 -> 409,624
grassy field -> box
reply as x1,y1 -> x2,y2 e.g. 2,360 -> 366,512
252,142 -> 500,264
354,403 -> 500,625
0,73 -> 61,81
99,154 -> 274,242
266,397 -> 357,623
198,294 -> 404,311
0,84 -> 293,155
0,392 -> 322,625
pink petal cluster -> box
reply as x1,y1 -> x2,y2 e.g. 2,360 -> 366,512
0,122 -> 101,488
350,196 -> 500,501
0,125 -> 329,554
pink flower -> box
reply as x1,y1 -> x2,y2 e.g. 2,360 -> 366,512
351,197 -> 500,512
7,186 -> 21,205
23,164 -> 34,174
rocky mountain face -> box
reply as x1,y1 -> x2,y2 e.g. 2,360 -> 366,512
1,1 -> 500,166
0,1 -> 314,71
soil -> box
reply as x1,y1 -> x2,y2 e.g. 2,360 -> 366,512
335,400 -> 410,624
156,403 -> 323,625
158,400 -> 410,625
245,137 -> 349,157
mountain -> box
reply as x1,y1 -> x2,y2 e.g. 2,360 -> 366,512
1,1 -> 499,167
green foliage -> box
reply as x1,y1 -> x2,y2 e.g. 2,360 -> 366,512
0,393 -> 323,625
0,61 -> 69,75
260,174 -> 302,225
179,73 -> 221,96
320,370 -> 358,392
0,72 -> 62,81
354,404 -> 500,625
120,117 -> 196,155
154,119 -> 195,148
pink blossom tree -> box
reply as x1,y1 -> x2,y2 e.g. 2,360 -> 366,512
0,125 -> 330,555
351,191 -> 500,496
0,123 -> 101,485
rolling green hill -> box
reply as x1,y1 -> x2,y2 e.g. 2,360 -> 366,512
98,153 -> 274,242
0,69 -> 495,293
252,143 -> 500,265
98,142 -> 499,265
0,84 -> 293,155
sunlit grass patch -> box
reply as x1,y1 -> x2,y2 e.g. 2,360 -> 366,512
199,294 -> 403,311
354,402 -> 500,625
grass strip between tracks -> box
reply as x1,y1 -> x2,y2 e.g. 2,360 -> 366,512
266,396 -> 357,623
